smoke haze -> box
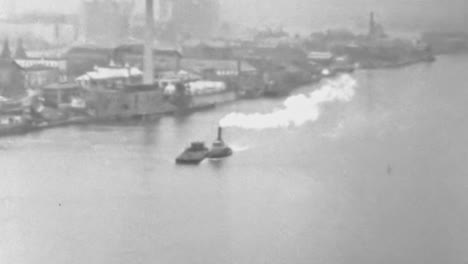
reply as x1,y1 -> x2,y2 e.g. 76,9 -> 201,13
2,0 -> 467,32
219,75 -> 357,130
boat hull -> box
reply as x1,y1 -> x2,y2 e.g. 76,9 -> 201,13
175,147 -> 209,165
85,86 -> 176,120
207,147 -> 233,159
172,90 -> 237,112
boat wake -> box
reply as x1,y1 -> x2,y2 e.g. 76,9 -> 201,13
230,145 -> 251,152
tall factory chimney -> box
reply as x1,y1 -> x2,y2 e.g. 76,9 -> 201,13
144,0 -> 155,84
368,12 -> 375,38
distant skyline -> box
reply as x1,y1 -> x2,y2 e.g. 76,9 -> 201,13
0,0 -> 466,32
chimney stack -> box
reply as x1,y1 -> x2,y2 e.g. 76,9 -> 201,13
369,12 -> 375,37
144,0 -> 155,84
217,126 -> 223,141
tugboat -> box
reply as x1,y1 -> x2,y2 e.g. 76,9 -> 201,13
175,142 -> 209,165
207,127 -> 233,159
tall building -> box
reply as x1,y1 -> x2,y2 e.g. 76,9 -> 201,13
368,12 -> 387,41
0,39 -> 26,99
160,0 -> 220,39
80,0 -> 135,45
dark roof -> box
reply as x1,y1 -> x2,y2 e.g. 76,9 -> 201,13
23,64 -> 58,71
181,59 -> 257,74
0,58 -> 23,70
123,83 -> 160,92
114,44 -> 182,57
14,39 -> 28,59
1,39 -> 11,59
65,46 -> 113,57
43,82 -> 80,91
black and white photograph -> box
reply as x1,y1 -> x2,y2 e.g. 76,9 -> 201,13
1,0 -> 467,263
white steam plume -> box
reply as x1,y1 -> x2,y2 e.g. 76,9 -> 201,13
219,75 -> 357,130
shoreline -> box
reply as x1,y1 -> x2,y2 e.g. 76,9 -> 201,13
0,56 -> 437,139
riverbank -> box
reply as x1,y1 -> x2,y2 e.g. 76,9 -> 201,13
0,54 -> 435,139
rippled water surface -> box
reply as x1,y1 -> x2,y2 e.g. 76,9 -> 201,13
1,55 -> 468,264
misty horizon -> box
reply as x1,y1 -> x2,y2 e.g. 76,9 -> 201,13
0,0 -> 466,33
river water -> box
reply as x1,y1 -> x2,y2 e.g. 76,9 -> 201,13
1,55 -> 468,264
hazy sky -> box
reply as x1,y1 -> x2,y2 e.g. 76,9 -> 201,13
1,0 -> 467,32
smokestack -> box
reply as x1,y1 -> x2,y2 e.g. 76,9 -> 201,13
144,0 -> 155,84
217,126 -> 223,141
369,11 -> 375,37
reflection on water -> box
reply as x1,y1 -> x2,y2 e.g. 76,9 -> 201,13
1,56 -> 468,264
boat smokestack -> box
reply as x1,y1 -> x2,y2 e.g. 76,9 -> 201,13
217,126 -> 223,141
144,0 -> 154,84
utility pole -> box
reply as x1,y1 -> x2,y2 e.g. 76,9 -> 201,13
144,0 -> 155,84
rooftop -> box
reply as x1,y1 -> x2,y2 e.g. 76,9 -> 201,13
43,83 -> 80,91
114,43 -> 183,57
181,59 -> 257,74
76,66 -> 143,81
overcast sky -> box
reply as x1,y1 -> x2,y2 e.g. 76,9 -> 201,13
1,0 -> 467,32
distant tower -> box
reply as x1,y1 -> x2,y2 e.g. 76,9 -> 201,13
14,39 -> 27,59
367,12 -> 386,40
368,12 -> 375,38
1,39 -> 11,59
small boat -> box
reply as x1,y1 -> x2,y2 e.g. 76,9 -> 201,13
176,142 -> 209,165
207,127 -> 233,159
0,112 -> 32,137
0,120 -> 31,136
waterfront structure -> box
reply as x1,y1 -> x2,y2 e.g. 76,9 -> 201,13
14,40 -> 67,90
20,64 -> 63,90
3,39 -> 69,91
182,40 -> 235,60
307,51 -> 334,65
41,83 -> 86,110
76,65 -> 174,119
180,58 -> 261,97
231,42 -> 313,97
262,62 -> 313,97
0,40 -> 26,99
234,42 -> 308,67
421,31 -> 468,54
180,59 -> 256,79
113,43 -> 182,74
84,84 -> 174,119
76,66 -> 143,90
66,41 -> 181,80
158,70 -> 201,84
64,45 -> 113,77
168,80 -> 237,110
